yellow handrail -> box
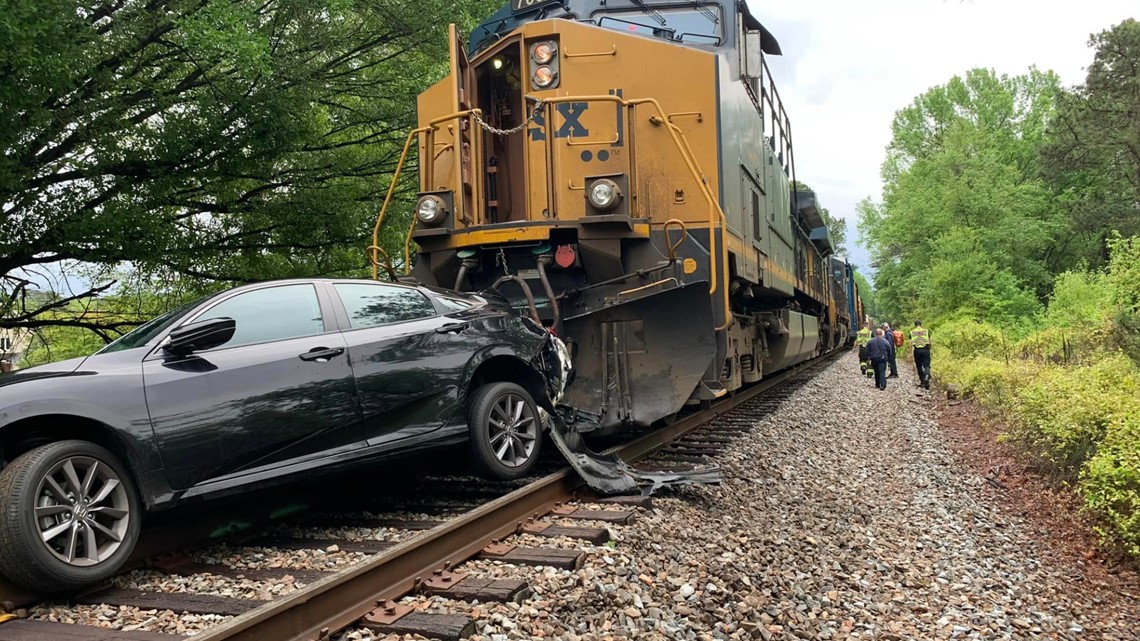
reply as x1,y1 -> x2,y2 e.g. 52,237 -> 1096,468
369,110 -> 485,279
370,126 -> 429,280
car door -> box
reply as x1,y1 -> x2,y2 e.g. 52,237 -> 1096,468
143,283 -> 363,490
331,282 -> 475,447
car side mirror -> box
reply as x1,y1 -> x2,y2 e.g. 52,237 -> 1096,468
164,317 -> 236,356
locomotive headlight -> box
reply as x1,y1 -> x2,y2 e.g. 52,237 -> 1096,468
416,195 -> 447,226
587,179 -> 622,211
531,41 -> 556,64
532,65 -> 556,88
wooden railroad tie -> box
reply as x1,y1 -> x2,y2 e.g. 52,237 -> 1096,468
239,536 -> 394,554
0,619 -> 183,641
72,588 -> 263,617
360,600 -> 474,641
420,570 -> 531,603
550,504 -> 636,525
478,544 -> 584,570
583,493 -> 654,509
520,521 -> 612,544
149,554 -> 330,584
300,514 -> 444,531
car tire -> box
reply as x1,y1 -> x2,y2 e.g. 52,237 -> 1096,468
0,440 -> 141,592
467,382 -> 543,481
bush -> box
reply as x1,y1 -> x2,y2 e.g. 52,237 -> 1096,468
1011,355 -> 1140,479
931,318 -> 1009,361
1082,413 -> 1140,556
1013,325 -> 1112,364
1045,270 -> 1112,329
938,356 -> 1014,405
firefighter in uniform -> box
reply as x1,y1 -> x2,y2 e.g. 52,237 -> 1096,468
855,323 -> 873,376
911,320 -> 931,389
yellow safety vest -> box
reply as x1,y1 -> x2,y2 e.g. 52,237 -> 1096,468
911,327 -> 930,348
856,328 -> 872,346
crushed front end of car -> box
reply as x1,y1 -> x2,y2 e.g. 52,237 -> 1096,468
531,328 -> 720,496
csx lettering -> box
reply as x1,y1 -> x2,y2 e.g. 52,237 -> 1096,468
528,103 -> 590,141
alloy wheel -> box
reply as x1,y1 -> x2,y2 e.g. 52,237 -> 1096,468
33,455 -> 131,567
487,393 -> 538,467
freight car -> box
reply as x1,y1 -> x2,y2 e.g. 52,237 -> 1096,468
371,0 -> 862,435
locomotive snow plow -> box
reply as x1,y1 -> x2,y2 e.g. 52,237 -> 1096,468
557,280 -> 715,432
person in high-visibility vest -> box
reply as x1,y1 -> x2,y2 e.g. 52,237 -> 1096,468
911,320 -> 931,389
855,322 -> 873,375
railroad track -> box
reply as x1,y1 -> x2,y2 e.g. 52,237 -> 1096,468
0,350 -> 841,641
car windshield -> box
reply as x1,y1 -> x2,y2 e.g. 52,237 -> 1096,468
97,297 -> 207,354
594,4 -> 722,44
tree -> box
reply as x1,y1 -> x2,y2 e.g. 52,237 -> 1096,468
851,269 -> 876,320
858,68 -> 1060,327
1,0 -> 495,339
1042,19 -> 1140,267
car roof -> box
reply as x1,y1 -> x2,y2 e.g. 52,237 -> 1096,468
234,278 -> 426,291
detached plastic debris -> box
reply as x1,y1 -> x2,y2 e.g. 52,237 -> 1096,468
543,402 -> 721,496
538,332 -> 721,495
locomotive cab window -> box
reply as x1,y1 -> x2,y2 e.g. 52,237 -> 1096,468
593,4 -> 723,45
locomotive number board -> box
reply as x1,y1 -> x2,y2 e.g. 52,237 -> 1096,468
512,0 -> 560,13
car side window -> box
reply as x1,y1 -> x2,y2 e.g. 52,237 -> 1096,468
436,296 -> 474,312
196,285 -> 325,348
334,283 -> 437,329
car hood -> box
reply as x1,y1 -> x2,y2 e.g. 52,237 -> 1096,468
0,355 -> 89,389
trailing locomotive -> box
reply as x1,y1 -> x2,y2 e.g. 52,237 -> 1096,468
372,0 -> 862,434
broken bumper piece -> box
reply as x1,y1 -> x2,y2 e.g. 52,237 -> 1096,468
545,407 -> 721,496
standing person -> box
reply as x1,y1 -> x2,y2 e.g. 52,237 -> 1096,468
882,322 -> 899,378
866,329 -> 892,390
911,320 -> 931,389
855,322 -> 873,375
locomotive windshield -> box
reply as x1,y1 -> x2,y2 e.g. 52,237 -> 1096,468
593,4 -> 723,44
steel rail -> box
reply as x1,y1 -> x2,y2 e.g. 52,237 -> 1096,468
191,349 -> 843,641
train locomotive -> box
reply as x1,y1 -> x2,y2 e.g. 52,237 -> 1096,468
371,0 -> 863,437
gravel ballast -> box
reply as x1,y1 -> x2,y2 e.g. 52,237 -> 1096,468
351,352 -> 1137,640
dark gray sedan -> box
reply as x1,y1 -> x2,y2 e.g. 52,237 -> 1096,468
0,279 -> 567,592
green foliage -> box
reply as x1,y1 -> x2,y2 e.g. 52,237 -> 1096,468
1042,20 -> 1140,266
1045,270 -> 1112,329
1,0 -> 497,338
859,68 -> 1062,327
1083,413 -> 1140,556
931,318 -> 1006,360
1011,355 -> 1140,479
21,323 -> 106,367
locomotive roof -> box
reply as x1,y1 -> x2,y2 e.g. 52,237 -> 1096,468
470,1 -> 782,57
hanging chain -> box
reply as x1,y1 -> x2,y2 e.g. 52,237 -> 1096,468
472,97 -> 545,137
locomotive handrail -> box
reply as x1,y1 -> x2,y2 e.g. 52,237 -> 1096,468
369,110 -> 484,280
370,124 -> 431,280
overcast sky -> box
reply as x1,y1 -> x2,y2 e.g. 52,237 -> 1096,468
751,0 -> 1137,276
